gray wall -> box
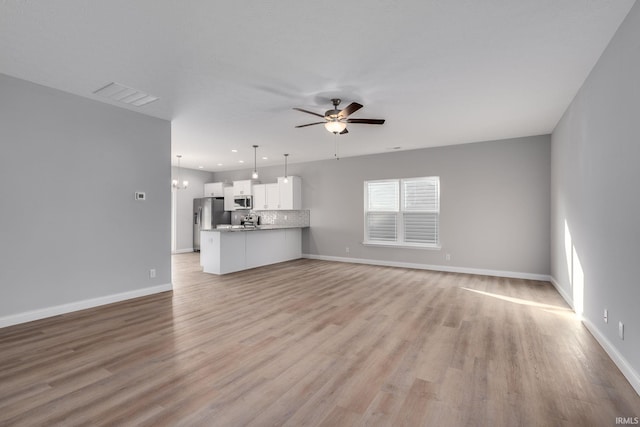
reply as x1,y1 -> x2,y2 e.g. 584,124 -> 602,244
171,166 -> 215,252
0,73 -> 171,320
215,135 -> 551,276
551,2 -> 640,384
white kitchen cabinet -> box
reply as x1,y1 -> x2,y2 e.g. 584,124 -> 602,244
233,179 -> 257,196
204,182 -> 228,197
253,184 -> 266,209
253,183 -> 279,210
201,228 -> 302,275
200,230 -> 247,274
266,183 -> 279,209
253,177 -> 302,210
277,176 -> 301,210
223,186 -> 234,211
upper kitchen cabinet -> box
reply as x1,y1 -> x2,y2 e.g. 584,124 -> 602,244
253,183 -> 279,210
278,176 -> 301,210
223,186 -> 234,211
204,182 -> 229,197
253,177 -> 301,211
233,180 -> 258,196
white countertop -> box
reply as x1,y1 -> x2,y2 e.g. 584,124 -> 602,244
207,225 -> 308,232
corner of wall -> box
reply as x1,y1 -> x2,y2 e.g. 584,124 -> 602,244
549,276 -> 574,310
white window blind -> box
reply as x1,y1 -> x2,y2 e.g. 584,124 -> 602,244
403,178 -> 439,212
364,177 -> 439,248
366,212 -> 397,241
367,180 -> 399,211
403,212 -> 438,244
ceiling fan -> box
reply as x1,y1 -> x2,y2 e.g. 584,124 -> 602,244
293,98 -> 385,134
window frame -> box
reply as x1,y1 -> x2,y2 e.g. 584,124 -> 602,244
363,176 -> 440,249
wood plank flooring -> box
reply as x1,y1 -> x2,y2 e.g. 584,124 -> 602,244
1,254 -> 639,426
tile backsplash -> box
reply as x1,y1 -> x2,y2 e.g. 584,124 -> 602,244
254,210 -> 310,227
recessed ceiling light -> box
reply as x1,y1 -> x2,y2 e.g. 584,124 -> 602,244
231,149 -> 238,153
262,156 -> 268,160
198,165 -> 204,169
217,163 -> 223,166
93,82 -> 159,107
239,160 -> 244,163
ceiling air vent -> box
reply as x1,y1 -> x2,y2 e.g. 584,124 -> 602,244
93,82 -> 159,107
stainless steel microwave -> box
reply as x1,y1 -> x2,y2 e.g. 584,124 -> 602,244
233,196 -> 253,210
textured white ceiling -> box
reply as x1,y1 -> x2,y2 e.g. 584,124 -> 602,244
0,1 -> 635,171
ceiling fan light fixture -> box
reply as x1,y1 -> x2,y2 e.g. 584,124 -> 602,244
294,99 -> 383,134
324,120 -> 347,134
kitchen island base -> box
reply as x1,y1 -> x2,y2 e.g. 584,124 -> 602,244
200,228 -> 302,275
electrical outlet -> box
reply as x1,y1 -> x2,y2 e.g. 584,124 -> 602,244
284,215 -> 288,220
149,269 -> 156,279
619,321 -> 624,340
604,309 -> 608,323
346,247 -> 350,254
445,253 -> 451,261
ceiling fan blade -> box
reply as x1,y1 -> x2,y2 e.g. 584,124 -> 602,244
339,128 -> 349,135
338,102 -> 363,119
293,107 -> 325,118
347,118 -> 385,125
295,122 -> 325,128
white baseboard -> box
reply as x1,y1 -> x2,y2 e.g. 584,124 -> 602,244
301,253 -> 551,282
0,283 -> 173,329
495,273 -> 639,397
582,317 -> 640,396
173,248 -> 194,254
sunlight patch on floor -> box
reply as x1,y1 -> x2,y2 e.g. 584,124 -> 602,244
461,287 -> 574,315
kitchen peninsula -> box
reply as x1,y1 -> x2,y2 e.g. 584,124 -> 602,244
200,176 -> 307,275
200,226 -> 303,275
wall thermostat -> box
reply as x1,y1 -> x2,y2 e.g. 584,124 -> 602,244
135,192 -> 146,200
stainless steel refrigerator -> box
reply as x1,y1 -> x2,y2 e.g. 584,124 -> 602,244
193,197 -> 230,251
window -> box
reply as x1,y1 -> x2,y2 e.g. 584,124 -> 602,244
364,177 -> 440,248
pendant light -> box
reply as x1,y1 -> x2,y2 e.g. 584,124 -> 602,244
251,145 -> 259,179
172,155 -> 189,190
283,153 -> 289,183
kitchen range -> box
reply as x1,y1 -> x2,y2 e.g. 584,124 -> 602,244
197,176 -> 309,275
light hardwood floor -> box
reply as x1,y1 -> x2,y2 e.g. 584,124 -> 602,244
1,254 -> 638,426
